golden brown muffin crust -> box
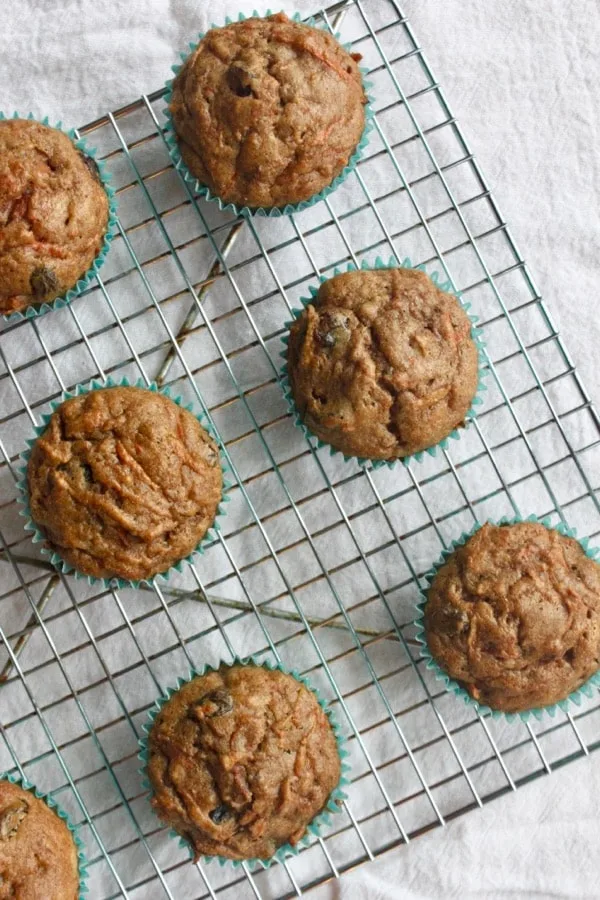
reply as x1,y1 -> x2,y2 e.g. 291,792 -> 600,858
0,781 -> 79,900
287,267 -> 479,459
0,118 -> 109,314
424,522 -> 600,712
27,386 -> 222,581
170,12 -> 366,208
147,665 -> 341,860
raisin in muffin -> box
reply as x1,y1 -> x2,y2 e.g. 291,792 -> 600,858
287,267 -> 479,460
169,12 -> 366,209
424,522 -> 600,712
0,118 -> 109,315
0,780 -> 79,899
26,386 -> 222,582
146,664 -> 341,860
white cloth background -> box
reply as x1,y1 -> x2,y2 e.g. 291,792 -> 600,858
2,0 -> 599,898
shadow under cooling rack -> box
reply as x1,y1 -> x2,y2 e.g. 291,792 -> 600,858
1,1 -> 600,898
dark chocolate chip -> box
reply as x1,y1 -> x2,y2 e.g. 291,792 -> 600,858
205,445 -> 218,466
315,312 -> 350,351
30,266 -> 59,301
78,150 -> 101,182
192,689 -> 234,719
316,315 -> 350,350
227,62 -> 257,98
316,330 -> 336,348
209,804 -> 233,825
0,800 -> 28,841
81,463 -> 93,484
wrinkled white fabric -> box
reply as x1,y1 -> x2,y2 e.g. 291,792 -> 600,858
1,1 -> 599,898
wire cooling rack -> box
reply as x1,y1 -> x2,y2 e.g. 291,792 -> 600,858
1,1 -> 600,897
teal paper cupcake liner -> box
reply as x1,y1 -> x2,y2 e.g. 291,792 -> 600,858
414,513 -> 600,722
0,112 -> 118,324
0,771 -> 88,896
16,376 -> 231,589
163,10 -> 374,218
138,656 -> 350,869
280,255 -> 488,469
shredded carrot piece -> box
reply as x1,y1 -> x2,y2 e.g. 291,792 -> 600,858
272,29 -> 357,82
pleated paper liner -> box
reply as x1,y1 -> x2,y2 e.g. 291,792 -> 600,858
414,514 -> 600,722
0,771 -> 89,897
16,376 -> 231,590
138,656 -> 350,869
280,255 -> 489,469
163,10 -> 374,217
0,112 -> 118,323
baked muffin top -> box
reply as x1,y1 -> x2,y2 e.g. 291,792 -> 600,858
0,780 -> 79,900
287,267 -> 479,459
27,386 -> 222,582
0,118 -> 109,315
170,12 -> 366,209
147,664 -> 341,860
424,522 -> 600,712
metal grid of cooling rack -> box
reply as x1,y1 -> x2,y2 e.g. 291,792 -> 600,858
1,1 -> 600,897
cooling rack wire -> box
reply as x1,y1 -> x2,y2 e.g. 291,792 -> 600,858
1,1 -> 599,898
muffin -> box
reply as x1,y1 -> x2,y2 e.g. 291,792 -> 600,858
26,385 -> 222,582
0,118 -> 109,315
423,522 -> 600,713
169,12 -> 367,209
146,664 -> 342,861
287,267 -> 479,460
0,780 -> 80,899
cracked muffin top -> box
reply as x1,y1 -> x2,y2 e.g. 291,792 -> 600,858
0,118 -> 109,315
169,12 -> 366,209
27,386 -> 222,582
424,522 -> 600,713
146,664 -> 341,861
287,267 -> 479,460
0,780 -> 79,900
